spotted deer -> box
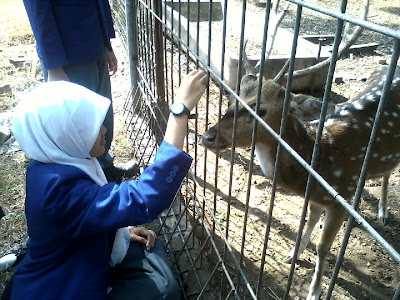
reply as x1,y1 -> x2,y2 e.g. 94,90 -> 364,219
202,66 -> 400,299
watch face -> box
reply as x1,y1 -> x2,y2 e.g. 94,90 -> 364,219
171,102 -> 186,115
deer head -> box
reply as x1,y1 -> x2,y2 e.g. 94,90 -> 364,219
202,73 -> 333,150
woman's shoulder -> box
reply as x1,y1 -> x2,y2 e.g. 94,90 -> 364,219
25,161 -> 101,211
27,160 -> 92,182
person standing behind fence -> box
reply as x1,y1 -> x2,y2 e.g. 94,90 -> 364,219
3,69 -> 207,300
22,0 -> 138,183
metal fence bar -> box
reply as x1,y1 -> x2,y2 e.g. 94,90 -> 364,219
233,0 -> 249,289
281,5 -> 308,298
249,0 -> 274,296
189,173 -> 259,299
326,38 -> 400,299
125,0 -> 139,93
283,0 -> 348,297
287,0 -> 400,39
116,0 -> 400,298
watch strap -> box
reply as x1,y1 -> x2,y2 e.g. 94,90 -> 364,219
171,102 -> 197,119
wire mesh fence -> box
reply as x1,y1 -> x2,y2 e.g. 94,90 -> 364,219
111,0 -> 400,299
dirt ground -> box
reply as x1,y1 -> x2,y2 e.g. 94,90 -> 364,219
1,0 -> 400,299
188,0 -> 400,299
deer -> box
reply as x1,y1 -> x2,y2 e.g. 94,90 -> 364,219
202,65 -> 400,299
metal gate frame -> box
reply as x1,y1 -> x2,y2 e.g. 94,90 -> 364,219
111,0 -> 400,299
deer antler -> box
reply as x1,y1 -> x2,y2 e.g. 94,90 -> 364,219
241,1 -> 290,82
272,59 -> 290,83
242,40 -> 259,75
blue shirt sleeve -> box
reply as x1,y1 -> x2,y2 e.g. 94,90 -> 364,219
25,141 -> 193,239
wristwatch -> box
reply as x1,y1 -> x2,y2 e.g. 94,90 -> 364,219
170,102 -> 197,119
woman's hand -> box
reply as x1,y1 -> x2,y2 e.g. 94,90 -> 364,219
164,69 -> 207,150
47,67 -> 70,82
175,69 -> 207,111
129,226 -> 157,250
107,50 -> 118,76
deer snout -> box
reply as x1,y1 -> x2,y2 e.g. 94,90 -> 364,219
202,127 -> 218,148
202,126 -> 230,149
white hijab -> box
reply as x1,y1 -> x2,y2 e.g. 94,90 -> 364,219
12,81 -> 110,186
12,81 -> 129,267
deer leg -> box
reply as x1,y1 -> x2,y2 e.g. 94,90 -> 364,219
307,207 -> 347,300
283,202 -> 323,263
379,174 -> 390,226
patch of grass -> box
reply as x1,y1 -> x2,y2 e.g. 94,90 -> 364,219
0,0 -> 33,44
0,154 -> 28,294
0,268 -> 14,294
0,153 -> 28,227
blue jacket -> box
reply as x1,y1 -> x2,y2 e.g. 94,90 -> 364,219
23,0 -> 115,69
11,141 -> 192,300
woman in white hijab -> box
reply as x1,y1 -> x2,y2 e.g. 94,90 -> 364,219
7,69 -> 207,300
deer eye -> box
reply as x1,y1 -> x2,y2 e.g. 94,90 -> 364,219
257,109 -> 267,117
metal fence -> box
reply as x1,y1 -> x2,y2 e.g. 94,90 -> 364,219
111,0 -> 400,299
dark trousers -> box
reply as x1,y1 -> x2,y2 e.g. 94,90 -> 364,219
108,240 -> 182,300
41,49 -> 114,168
1,241 -> 181,300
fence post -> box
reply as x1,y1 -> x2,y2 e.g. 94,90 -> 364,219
153,0 -> 168,144
125,0 -> 139,109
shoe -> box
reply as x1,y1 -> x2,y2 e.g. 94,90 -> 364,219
104,161 -> 140,184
